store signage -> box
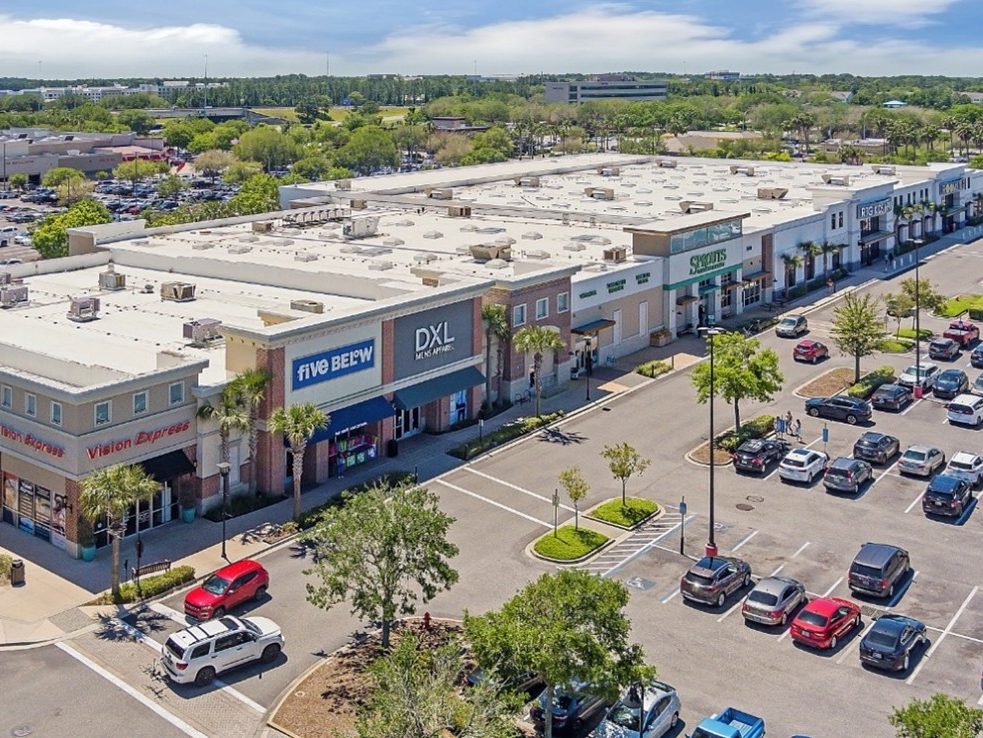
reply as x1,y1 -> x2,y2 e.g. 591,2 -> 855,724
0,421 -> 66,458
689,249 -> 728,276
607,279 -> 626,294
940,179 -> 963,196
86,419 -> 192,460
636,272 -> 650,284
414,322 -> 455,360
579,289 -> 597,299
292,339 -> 375,390
856,199 -> 891,219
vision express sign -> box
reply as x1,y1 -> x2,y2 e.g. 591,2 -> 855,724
292,339 -> 375,390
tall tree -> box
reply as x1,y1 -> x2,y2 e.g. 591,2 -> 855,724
889,693 -> 983,738
304,483 -> 459,649
233,125 -> 301,171
513,325 -> 565,417
113,159 -> 167,189
196,384 -> 248,479
830,293 -> 887,383
32,198 -> 112,259
601,442 -> 651,505
691,332 -> 784,432
79,464 -> 161,600
481,303 -> 508,412
558,466 -> 589,530
269,403 -> 329,520
884,291 -> 915,336
42,167 -> 85,188
232,369 -> 271,495
194,149 -> 236,183
465,570 -> 653,738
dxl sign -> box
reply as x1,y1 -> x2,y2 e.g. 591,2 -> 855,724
394,301 -> 474,380
292,339 -> 375,390
856,199 -> 891,220
689,248 -> 728,276
415,322 -> 455,359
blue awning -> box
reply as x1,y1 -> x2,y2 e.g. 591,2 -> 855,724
300,396 -> 394,446
392,366 -> 485,411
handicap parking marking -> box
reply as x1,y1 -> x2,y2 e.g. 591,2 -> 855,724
600,514 -> 694,578
462,467 -> 576,511
907,586 -> 979,685
433,479 -> 552,528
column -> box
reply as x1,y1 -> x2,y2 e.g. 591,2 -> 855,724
733,268 -> 745,316
711,276 -> 722,324
666,288 -> 678,336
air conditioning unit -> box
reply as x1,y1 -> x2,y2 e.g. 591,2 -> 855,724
191,242 -> 214,250
160,282 -> 196,302
334,179 -> 352,190
0,285 -> 28,308
730,165 -> 756,177
597,166 -> 620,177
584,187 -> 614,200
679,201 -> 715,214
252,221 -> 274,233
871,165 -> 896,176
182,318 -> 223,345
426,188 -> 453,200
98,266 -> 126,291
757,187 -> 789,200
821,173 -> 851,186
469,244 -> 512,262
228,244 -> 252,254
514,176 -> 541,188
342,216 -> 380,238
603,246 -> 627,263
290,299 -> 324,314
294,252 -> 318,262
657,159 -> 678,168
67,296 -> 100,322
447,205 -> 471,217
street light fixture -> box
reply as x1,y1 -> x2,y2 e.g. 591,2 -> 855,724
584,335 -> 594,402
912,239 -> 925,399
217,462 -> 231,561
698,326 -> 722,558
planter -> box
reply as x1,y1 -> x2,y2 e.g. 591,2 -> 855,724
80,545 -> 96,562
180,505 -> 196,524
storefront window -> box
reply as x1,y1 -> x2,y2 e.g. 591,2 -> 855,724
535,298 -> 549,320
133,391 -> 148,415
557,292 -> 569,313
1,385 -> 11,409
513,304 -> 527,327
95,401 -> 111,426
743,281 -> 763,307
450,390 -> 468,425
330,425 -> 379,476
25,393 -> 36,417
721,289 -> 733,310
169,382 -> 184,406
50,401 -> 62,426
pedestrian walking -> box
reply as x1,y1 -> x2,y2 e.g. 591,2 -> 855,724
786,410 -> 793,428
793,418 -> 802,442
774,416 -> 783,439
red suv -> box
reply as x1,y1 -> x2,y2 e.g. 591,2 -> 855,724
184,560 -> 269,620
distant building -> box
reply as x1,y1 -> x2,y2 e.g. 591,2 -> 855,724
430,117 -> 491,134
882,100 -> 908,109
962,92 -> 983,104
705,70 -> 740,81
544,78 -> 668,104
830,91 -> 854,103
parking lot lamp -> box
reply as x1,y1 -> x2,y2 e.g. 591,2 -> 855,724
913,239 -> 923,399
217,462 -> 231,561
698,326 -> 722,558
584,334 -> 593,402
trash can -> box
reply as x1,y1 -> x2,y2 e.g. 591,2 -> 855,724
10,558 -> 25,586
386,438 -> 399,458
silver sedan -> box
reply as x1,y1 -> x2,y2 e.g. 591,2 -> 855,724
741,576 -> 807,626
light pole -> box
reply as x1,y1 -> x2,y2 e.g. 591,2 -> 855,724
217,462 -> 231,561
584,334 -> 593,402
913,238 -> 924,399
698,326 -> 722,558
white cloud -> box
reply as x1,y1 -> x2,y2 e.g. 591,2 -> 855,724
799,0 -> 962,26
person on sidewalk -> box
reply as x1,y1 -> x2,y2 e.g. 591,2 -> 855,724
793,418 -> 802,442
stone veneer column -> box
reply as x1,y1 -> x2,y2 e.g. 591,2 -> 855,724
65,478 -> 81,546
256,346 -> 286,495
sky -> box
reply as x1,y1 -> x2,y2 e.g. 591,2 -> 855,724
2,1 -> 983,79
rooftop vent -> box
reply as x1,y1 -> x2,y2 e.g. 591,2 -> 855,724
182,318 -> 223,346
382,237 -> 405,247
391,219 -> 416,227
414,253 -> 438,264
294,252 -> 318,262
514,176 -> 541,187
597,166 -> 621,177
0,285 -> 28,308
368,261 -> 394,271
563,242 -> 587,252
422,230 -> 443,239
821,173 -> 851,186
343,216 -> 380,239
485,259 -> 509,270
584,187 -> 615,200
160,282 -> 196,302
411,267 -> 442,286
470,244 -> 512,262
757,187 -> 789,200
426,188 -> 453,200
238,234 -> 259,243
361,246 -> 392,257
447,205 -> 472,217
67,296 -> 100,322
476,227 -> 506,234
871,165 -> 896,176
0,272 -> 10,286
730,165 -> 756,177
657,159 -> 678,168
290,299 -> 324,314
524,249 -> 550,260
494,236 -> 516,246
273,238 -> 294,247
192,242 -> 215,250
335,179 -> 352,190
522,231 -> 543,240
98,266 -> 126,291
460,224 -> 478,232
228,244 -> 253,254
679,201 -> 715,214
340,244 -> 363,254
252,221 -> 274,233
603,246 -> 628,263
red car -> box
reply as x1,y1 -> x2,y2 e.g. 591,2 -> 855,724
790,596 -> 861,650
793,339 -> 829,364
184,559 -> 269,620
944,320 -> 980,346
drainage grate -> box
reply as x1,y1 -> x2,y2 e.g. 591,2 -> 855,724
747,495 -> 765,503
11,726 -> 34,737
860,604 -> 886,620
736,503 -> 755,511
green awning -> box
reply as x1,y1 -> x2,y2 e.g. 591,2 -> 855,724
393,366 -> 485,411
571,319 -> 616,335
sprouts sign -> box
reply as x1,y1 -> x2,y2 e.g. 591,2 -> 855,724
689,249 -> 728,276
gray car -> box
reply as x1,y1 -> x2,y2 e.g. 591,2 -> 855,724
899,445 -> 946,478
741,576 -> 807,626
680,556 -> 752,608
776,314 -> 808,337
823,457 -> 874,494
594,681 -> 681,738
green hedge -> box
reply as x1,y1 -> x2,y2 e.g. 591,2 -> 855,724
847,366 -> 896,399
533,526 -> 609,561
204,492 -> 281,522
590,498 -> 659,527
635,360 -> 671,379
877,337 -> 914,353
0,553 -> 12,583
897,327 -> 933,341
448,411 -> 565,461
940,295 -> 983,319
717,415 -> 775,453
736,316 -> 780,334
92,565 -> 196,605
298,470 -> 416,530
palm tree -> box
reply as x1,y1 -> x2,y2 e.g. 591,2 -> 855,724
269,404 -> 329,521
481,304 -> 508,413
232,369 -> 271,494
821,242 -> 839,279
80,464 -> 160,601
512,325 -> 566,417
197,384 -> 249,482
839,143 -> 863,166
798,241 -> 823,281
781,253 -> 803,292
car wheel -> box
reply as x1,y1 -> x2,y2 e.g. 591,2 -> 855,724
743,574 -> 751,588
808,407 -> 820,417
717,593 -> 726,608
261,643 -> 281,663
830,635 -> 838,650
846,414 -> 858,425
902,653 -> 910,671
194,666 -> 216,686
212,607 -> 226,619
670,712 -> 679,728
781,612 -> 788,626
253,585 -> 267,602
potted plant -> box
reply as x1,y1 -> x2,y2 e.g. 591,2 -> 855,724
178,485 -> 197,523
77,516 -> 96,562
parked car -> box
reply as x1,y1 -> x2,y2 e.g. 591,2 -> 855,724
790,597 -> 861,650
933,369 -> 969,399
594,682 -> 681,738
928,337 -> 960,361
184,559 -> 269,620
871,383 -> 912,411
943,319 -> 979,346
690,707 -> 765,738
971,345 -> 983,369
852,432 -> 900,464
972,374 -> 983,395
947,393 -> 983,427
732,438 -> 790,474
804,395 -> 871,424
922,474 -> 972,518
823,457 -> 873,494
680,556 -> 752,608
160,615 -> 283,685
531,682 -> 607,733
899,445 -> 946,477
776,314 -> 808,337
859,615 -> 927,672
848,542 -> 910,599
897,363 -> 939,390
945,451 -> 983,489
779,448 -> 829,484
741,576 -> 806,626
792,339 -> 828,363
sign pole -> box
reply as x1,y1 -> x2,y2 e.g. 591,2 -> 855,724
552,489 -> 559,537
679,496 -> 687,555
822,423 -> 829,457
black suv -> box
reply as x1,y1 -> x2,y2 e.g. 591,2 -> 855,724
733,438 -> 790,474
853,432 -> 900,464
848,543 -> 910,599
805,396 -> 872,424
871,383 -> 912,412
922,474 -> 972,518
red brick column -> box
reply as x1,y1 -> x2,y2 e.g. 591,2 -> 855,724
381,319 -> 395,385
256,346 -> 286,495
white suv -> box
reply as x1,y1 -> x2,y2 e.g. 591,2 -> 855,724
947,394 -> 983,428
160,615 -> 283,686
946,452 -> 983,488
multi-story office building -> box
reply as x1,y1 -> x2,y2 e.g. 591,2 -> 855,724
544,78 -> 668,104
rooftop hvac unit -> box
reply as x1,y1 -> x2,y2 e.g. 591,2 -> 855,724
0,285 -> 28,308
350,198 -> 367,210
657,159 -> 678,168
597,166 -> 620,177
679,201 -> 715,214
238,234 -> 259,242
340,244 -> 363,254
414,253 -> 438,264
368,261 -> 394,271
295,252 -> 318,262
821,173 -> 851,186
514,176 -> 541,187
0,272 -> 10,286
411,267 -> 442,286
361,246 -> 392,256
182,318 -> 223,346
757,187 -> 789,200
447,205 -> 471,217
485,259 -> 509,270
191,242 -> 215,250
563,242 -> 587,252
252,221 -> 274,233
342,216 -> 380,238
273,238 -> 294,247
584,187 -> 615,200
67,296 -> 100,322
603,246 -> 627,263
729,165 -> 756,177
426,188 -> 453,200
871,165 -> 896,175
335,179 -> 352,190
476,227 -> 506,234
228,244 -> 253,254
160,282 -> 196,302
522,231 -> 543,240
290,299 -> 324,314
524,249 -> 550,260
98,266 -> 126,291
422,230 -> 443,239
469,244 -> 512,262
382,237 -> 405,247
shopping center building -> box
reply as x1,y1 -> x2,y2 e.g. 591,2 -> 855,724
0,153 -> 980,557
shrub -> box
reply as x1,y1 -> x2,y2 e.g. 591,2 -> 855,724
590,498 -> 659,528
847,365 -> 895,399
532,526 -> 608,561
736,316 -> 780,334
716,414 -> 775,453
204,492 -> 281,522
0,553 -> 12,583
788,285 -> 807,299
448,411 -> 564,460
635,360 -> 671,378
297,470 -> 416,530
93,565 -> 196,604
877,337 -> 913,353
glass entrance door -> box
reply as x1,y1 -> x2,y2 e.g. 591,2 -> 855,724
394,407 -> 421,440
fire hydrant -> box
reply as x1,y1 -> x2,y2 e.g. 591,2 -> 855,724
423,611 -> 432,630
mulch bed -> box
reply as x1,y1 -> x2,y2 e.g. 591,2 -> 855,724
689,443 -> 734,465
797,367 -> 855,398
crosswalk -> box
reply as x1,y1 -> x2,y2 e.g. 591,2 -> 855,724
565,509 -> 688,577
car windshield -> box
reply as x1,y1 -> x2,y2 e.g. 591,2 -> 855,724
904,450 -> 926,462
784,458 -> 806,468
798,611 -> 829,627
858,436 -> 879,446
950,405 -> 972,414
606,702 -> 642,729
242,619 -> 262,635
866,629 -> 899,648
685,572 -> 714,585
781,318 -> 796,326
164,637 -> 185,659
201,574 -> 231,595
903,365 -> 925,376
748,590 -> 779,606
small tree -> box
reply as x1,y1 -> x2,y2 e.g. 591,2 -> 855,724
196,384 -> 248,479
113,159 -> 167,189
889,693 -> 983,738
194,149 -> 236,183
269,404 -> 328,520
601,442 -> 651,505
830,293 -> 887,383
465,570 -> 653,738
304,483 -> 459,649
42,167 -> 85,189
513,325 -> 565,417
156,174 -> 187,199
8,173 -> 28,191
481,303 -> 508,411
884,291 -> 915,336
558,466 -> 589,530
899,277 -> 947,318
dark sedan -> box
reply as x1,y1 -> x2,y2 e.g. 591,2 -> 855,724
859,615 -> 926,672
922,474 -> 972,518
971,344 -> 983,369
680,556 -> 752,608
853,432 -> 900,464
733,438 -> 790,474
871,383 -> 912,412
805,396 -> 872,424
934,369 -> 969,400
928,337 -> 960,361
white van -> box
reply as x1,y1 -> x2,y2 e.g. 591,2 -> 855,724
0,226 -> 18,235
947,394 -> 983,427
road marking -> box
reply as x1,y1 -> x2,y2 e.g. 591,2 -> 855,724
836,618 -> 876,665
434,479 -> 551,528
661,587 -> 681,604
792,542 -> 811,558
601,515 -> 694,578
762,466 -> 781,481
822,576 -> 845,597
870,458 -> 901,487
907,586 -> 979,686
901,398 -> 923,416
769,564 -> 786,576
925,627 -> 983,646
462,467 -> 575,511
716,596 -> 746,623
55,641 -> 210,738
731,529 -> 759,552
149,602 -> 192,626
780,576 -> 845,644
904,488 -> 926,514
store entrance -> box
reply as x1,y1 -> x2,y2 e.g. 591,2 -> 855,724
394,407 -> 421,440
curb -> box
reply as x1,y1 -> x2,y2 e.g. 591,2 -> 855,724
526,530 -> 616,565
792,366 -> 856,400
583,499 -> 664,531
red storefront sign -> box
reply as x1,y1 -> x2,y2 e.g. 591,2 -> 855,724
0,421 -> 66,458
86,419 -> 191,460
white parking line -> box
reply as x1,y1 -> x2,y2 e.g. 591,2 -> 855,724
716,597 -> 745,623
792,542 -> 811,558
901,398 -> 924,416
661,587 -> 681,604
836,618 -> 877,665
822,576 -> 845,597
904,488 -> 926,514
462,467 -> 576,511
731,530 -> 759,552
434,479 -> 552,528
769,564 -> 786,576
780,576 -> 845,643
870,459 -> 901,487
926,627 -> 983,646
907,586 -> 979,686
601,515 -> 694,578
56,642 -> 209,738
149,601 -> 192,626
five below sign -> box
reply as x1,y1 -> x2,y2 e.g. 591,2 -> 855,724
293,339 -> 375,390
689,248 -> 728,276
